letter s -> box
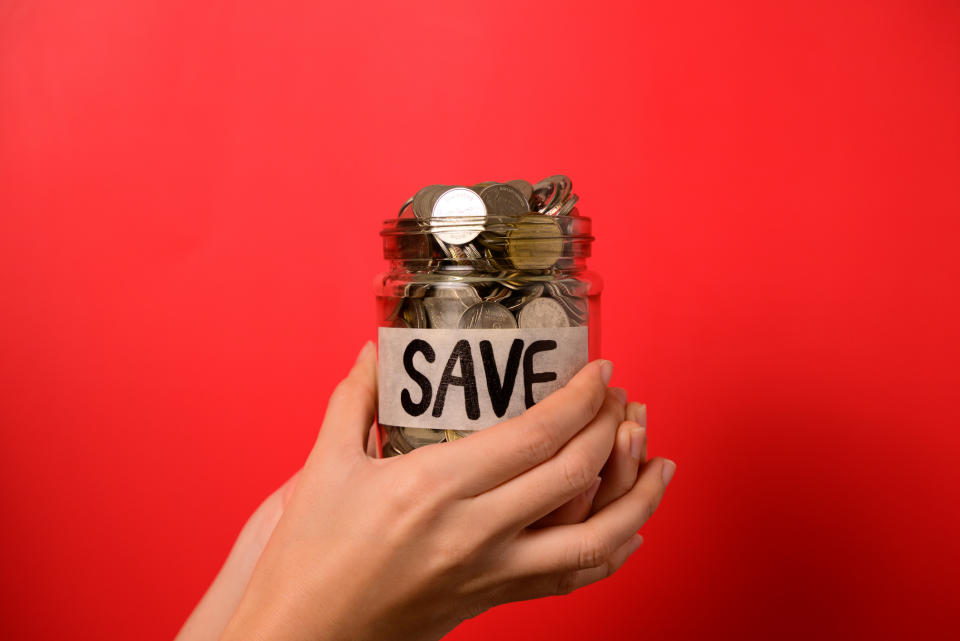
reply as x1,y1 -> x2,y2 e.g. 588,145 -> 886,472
401,339 -> 435,416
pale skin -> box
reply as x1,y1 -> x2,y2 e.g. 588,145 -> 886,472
176,341 -> 675,641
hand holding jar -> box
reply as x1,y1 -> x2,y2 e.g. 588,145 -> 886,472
214,342 -> 674,641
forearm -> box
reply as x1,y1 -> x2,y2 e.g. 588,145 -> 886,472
175,488 -> 286,641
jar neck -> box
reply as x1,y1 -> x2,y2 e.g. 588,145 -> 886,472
380,213 -> 594,274
385,255 -> 590,275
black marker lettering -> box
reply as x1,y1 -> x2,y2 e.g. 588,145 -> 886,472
433,340 -> 480,420
479,338 -> 523,417
523,340 -> 558,408
400,339 -> 435,416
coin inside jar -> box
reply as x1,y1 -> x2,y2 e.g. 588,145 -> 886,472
458,301 -> 518,329
382,424 -> 413,454
431,187 -> 486,245
533,175 -> 573,215
422,284 -> 482,329
479,183 -> 530,217
381,174 -> 597,456
399,427 -> 446,448
518,296 -> 570,328
506,214 -> 563,270
505,179 -> 534,203
401,298 -> 429,328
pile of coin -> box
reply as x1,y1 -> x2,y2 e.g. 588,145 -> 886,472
381,175 -> 589,457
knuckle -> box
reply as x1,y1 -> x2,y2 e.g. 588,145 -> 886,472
385,466 -> 434,512
576,531 -> 610,570
561,451 -> 595,495
518,414 -> 561,465
572,382 -> 605,428
433,536 -> 474,570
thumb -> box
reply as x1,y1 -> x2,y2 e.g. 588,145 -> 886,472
311,340 -> 378,459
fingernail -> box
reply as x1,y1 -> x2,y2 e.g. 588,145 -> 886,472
627,533 -> 644,554
600,360 -> 614,385
611,386 -> 627,404
662,459 -> 676,486
629,427 -> 645,459
636,403 -> 647,429
355,340 -> 374,363
584,476 -> 601,504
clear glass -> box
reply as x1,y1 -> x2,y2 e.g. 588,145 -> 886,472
374,213 -> 602,458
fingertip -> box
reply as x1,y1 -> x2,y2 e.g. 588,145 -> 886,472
629,426 -> 645,460
599,359 -> 614,385
610,386 -> 627,405
355,339 -> 375,364
662,459 -> 677,486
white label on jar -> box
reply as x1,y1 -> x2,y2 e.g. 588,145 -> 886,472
377,326 -> 589,431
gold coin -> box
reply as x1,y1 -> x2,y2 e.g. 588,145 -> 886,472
401,427 -> 446,448
506,215 -> 563,270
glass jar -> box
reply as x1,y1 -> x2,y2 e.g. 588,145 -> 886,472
373,192 -> 601,458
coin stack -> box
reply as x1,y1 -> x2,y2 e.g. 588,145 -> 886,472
380,175 -> 591,457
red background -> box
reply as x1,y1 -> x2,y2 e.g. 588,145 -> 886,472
1,1 -> 958,639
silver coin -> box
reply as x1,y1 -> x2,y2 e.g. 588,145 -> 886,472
413,185 -> 445,219
458,301 -> 518,329
435,236 -> 470,263
518,297 -> 570,328
504,284 -> 544,312
426,184 -> 451,213
400,427 -> 446,448
554,193 -> 579,217
469,181 -> 497,194
431,187 -> 486,245
545,282 -> 587,325
402,298 -> 428,328
461,242 -> 498,271
402,282 -> 430,298
423,284 -> 482,329
505,179 -> 534,203
479,183 -> 529,216
532,175 -> 572,214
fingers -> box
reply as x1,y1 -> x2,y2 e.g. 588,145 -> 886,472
626,402 -> 647,431
591,419 -> 645,513
626,401 -> 647,460
310,341 -> 378,460
425,359 -> 614,497
472,387 -> 625,531
529,476 -> 600,529
551,533 -> 644,596
534,398 -> 645,526
503,457 -> 676,577
494,534 -> 644,605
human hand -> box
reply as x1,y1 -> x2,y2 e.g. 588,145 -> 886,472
217,341 -> 675,641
